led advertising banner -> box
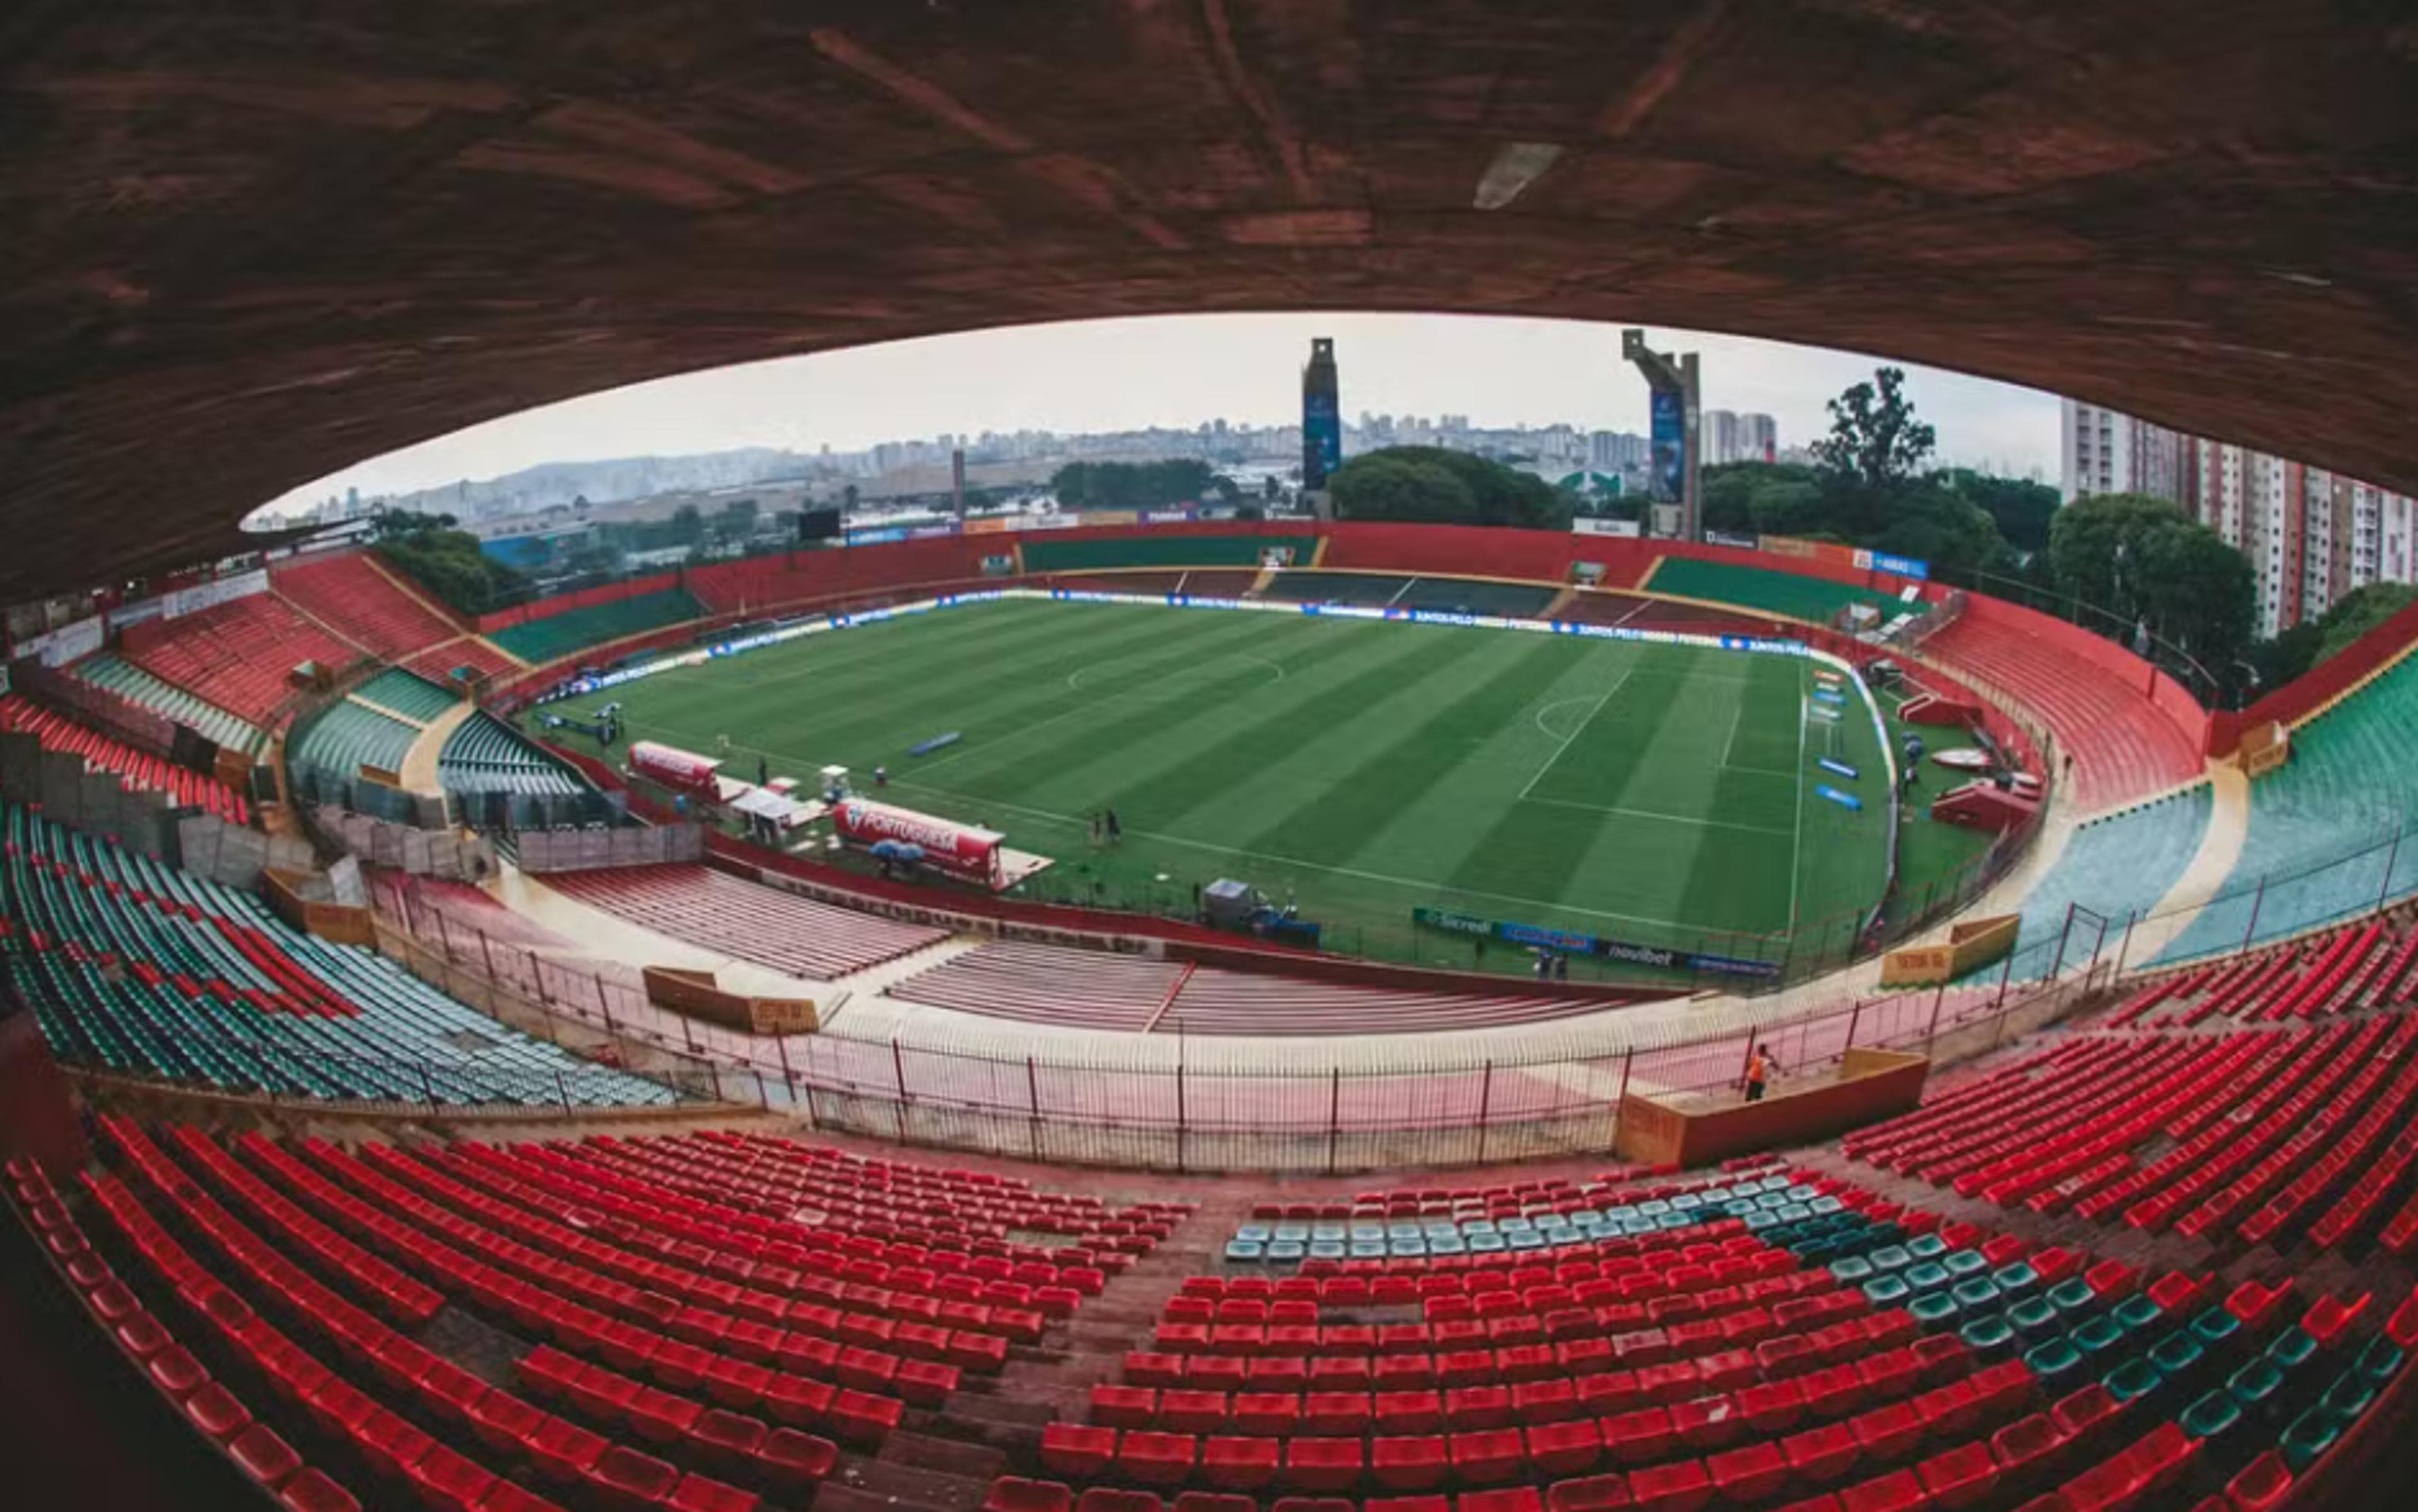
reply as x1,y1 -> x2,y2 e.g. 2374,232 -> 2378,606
1649,388 -> 1686,503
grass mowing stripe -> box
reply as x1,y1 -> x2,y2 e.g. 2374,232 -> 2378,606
1442,664 -> 1694,921
1230,634 -> 1594,864
1059,622 -> 1489,825
932,618 -> 1359,803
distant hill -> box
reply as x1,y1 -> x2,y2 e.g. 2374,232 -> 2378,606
380,447 -> 815,517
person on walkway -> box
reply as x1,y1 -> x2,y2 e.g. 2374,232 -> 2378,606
1105,808 -> 1122,844
1089,812 -> 1103,846
1745,1043 -> 1774,1103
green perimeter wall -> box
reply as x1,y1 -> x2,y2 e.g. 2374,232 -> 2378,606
1024,533 -> 1320,571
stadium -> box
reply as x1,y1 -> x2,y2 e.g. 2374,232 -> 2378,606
7,7 -> 2418,1512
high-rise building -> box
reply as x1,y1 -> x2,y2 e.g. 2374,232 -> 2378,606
1301,338 -> 1341,492
2060,399 -> 2189,504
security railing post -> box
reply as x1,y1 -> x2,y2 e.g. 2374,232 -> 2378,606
1477,1060 -> 1494,1164
421,1064 -> 437,1113
2241,877 -> 2267,953
479,926 -> 496,981
1846,999 -> 1863,1052
555,1069 -> 570,1113
1176,1054 -> 1188,1172
1327,1067 -> 1342,1175
2380,829 -> 2404,916
2049,903 -> 2077,982
1926,982 -> 1947,1049
2115,910 -> 2138,977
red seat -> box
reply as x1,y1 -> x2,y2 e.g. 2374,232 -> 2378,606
762,1428 -> 837,1492
1121,1432 -> 1200,1486
1782,1423 -> 1861,1486
668,1472 -> 759,1512
227,1422 -> 300,1486
1176,1496 -> 1257,1512
1462,1491 -> 1546,1512
2224,1452 -> 2292,1512
1093,1385 -> 1159,1430
1372,1436 -> 1448,1491
1284,1437 -> 1363,1492
1626,1458 -> 1713,1512
408,1445 -> 497,1512
1706,1441 -> 1788,1504
1528,1419 -> 1603,1477
1452,1428 -> 1527,1484
525,1416 -> 610,1486
1601,1407 -> 1674,1466
591,1445 -> 681,1512
686,1409 -> 767,1477
1837,1469 -> 1929,1512
1989,1415 -> 2068,1487
1547,1473 -> 1632,1512
1043,1423 -> 1120,1479
184,1382 -> 253,1442
1202,1436 -> 1280,1490
1916,1442 -> 1999,1510
280,1469 -> 363,1512
1849,1402 -> 1923,1464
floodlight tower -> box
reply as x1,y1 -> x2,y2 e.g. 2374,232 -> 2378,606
1301,337 -> 1341,517
1622,329 -> 1701,541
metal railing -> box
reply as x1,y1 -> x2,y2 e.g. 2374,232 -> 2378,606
369,874 -> 2121,1172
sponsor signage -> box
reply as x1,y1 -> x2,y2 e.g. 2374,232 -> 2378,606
1572,516 -> 1643,538
1412,907 -> 1782,979
19,613 -> 104,668
629,741 -> 723,795
833,798 -> 1002,882
1854,547 -> 1931,581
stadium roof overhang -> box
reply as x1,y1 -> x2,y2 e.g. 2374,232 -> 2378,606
3,2 -> 2415,603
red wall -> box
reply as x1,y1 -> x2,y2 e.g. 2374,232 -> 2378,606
2208,595 -> 2418,754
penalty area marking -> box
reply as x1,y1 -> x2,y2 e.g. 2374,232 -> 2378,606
1518,668 -> 1634,802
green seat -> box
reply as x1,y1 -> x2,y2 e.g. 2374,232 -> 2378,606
1942,1249 -> 1988,1280
1909,1292 -> 1961,1327
1961,1316 -> 2017,1358
1906,1234 -> 1949,1261
2009,1297 -> 2061,1338
1870,1245 -> 1912,1273
1831,1256 -> 1875,1285
2181,1389 -> 2243,1445
2106,1356 -> 2164,1405
2192,1307 -> 2245,1353
2228,1358 -> 2286,1416
1990,1263 -> 2040,1299
2320,1370 -> 2377,1426
1864,1276 -> 1912,1307
2049,1278 -> 2097,1315
1952,1278 -> 2002,1312
2150,1331 -> 2207,1380
1905,1261 -> 1951,1295
2264,1326 -> 2317,1374
2073,1316 -> 2126,1358
2113,1294 -> 2164,1334
2282,1406 -> 2341,1471
2024,1338 -> 2084,1388
2355,1334 -> 2405,1385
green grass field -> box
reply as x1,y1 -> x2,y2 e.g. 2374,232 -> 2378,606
592,598 -> 1904,976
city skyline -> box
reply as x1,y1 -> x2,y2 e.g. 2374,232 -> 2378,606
259,313 -> 2063,520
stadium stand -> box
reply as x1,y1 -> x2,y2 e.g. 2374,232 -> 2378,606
1846,971 -> 2418,1254
69,653 -> 260,753
270,552 -> 462,660
3,800 -> 672,1105
402,637 -> 523,684
487,588 -> 709,666
1012,1162 -> 2403,1512
1918,607 -> 2205,813
1260,573 -> 1419,608
118,592 -> 359,723
287,702 -> 420,786
437,713 -> 586,799
349,668 -> 460,723
1644,558 -> 1916,626
1024,535 -> 1321,573
539,864 -> 949,979
2159,652 -> 2418,963
1161,969 -> 1592,1037
4,1119 -> 1186,1512
2001,785 -> 2212,965
1321,521 -> 1590,583
0,693 -> 249,822
888,941 -> 1188,1032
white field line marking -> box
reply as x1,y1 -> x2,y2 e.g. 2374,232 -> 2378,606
1518,794 -> 1795,836
1518,668 -> 1634,802
1790,664 -> 1809,926
1720,701 -> 1743,770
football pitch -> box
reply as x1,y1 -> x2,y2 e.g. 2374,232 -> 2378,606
599,598 -> 1895,970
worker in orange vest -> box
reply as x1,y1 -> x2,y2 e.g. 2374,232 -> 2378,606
1745,1044 -> 1774,1103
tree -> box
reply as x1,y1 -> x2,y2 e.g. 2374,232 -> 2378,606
669,504 -> 704,545
1812,367 -> 1936,493
1938,469 -> 2060,555
2047,492 -> 2254,674
1050,459 -> 1216,512
1327,447 -> 1573,530
373,521 -> 528,616
2315,583 -> 2418,665
366,507 -> 457,540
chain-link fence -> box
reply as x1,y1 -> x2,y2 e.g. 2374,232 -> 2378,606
369,875 -> 2120,1171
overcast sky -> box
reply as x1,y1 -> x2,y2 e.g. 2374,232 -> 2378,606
264,312 -> 2060,514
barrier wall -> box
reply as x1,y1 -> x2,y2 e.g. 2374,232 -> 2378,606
2206,595 -> 2418,754
516,822 -> 705,873
1955,591 -> 2210,750
1614,1047 -> 1930,1168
